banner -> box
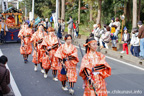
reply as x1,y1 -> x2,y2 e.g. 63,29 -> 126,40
35,17 -> 41,25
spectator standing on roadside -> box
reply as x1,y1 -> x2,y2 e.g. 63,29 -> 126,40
137,21 -> 144,60
75,21 -> 79,38
61,19 -> 65,35
50,15 -> 53,27
0,55 -> 14,96
130,28 -> 140,57
121,27 -> 130,55
67,16 -> 73,36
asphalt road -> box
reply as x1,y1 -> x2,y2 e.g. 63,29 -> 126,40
0,42 -> 144,96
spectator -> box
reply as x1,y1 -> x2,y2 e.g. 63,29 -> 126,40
50,15 -> 53,27
25,18 -> 30,24
130,28 -> 140,57
100,26 -> 111,49
44,18 -> 51,31
121,27 -> 130,54
73,22 -> 76,37
114,17 -> 121,36
91,24 -> 97,37
137,21 -> 144,60
93,23 -> 102,46
67,16 -> 73,36
57,18 -> 62,39
61,19 -> 65,34
29,19 -> 36,33
0,18 -> 8,44
110,17 -> 120,51
109,17 -> 115,28
0,55 -> 14,96
75,21 -> 79,38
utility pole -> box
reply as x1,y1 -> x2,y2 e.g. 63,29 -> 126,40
17,0 -> 19,9
25,1 -> 27,18
32,0 -> 35,19
56,0 -> 59,24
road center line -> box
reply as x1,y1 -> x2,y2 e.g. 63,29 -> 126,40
0,49 -> 22,96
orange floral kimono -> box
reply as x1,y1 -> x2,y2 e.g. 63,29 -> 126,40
79,52 -> 111,96
30,31 -> 47,64
18,28 -> 32,55
41,35 -> 59,70
55,43 -> 79,82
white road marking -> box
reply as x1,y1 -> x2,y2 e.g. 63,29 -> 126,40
0,49 -> 22,96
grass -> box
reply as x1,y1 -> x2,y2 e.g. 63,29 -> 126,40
64,24 -> 91,36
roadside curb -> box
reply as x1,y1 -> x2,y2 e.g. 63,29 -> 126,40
72,38 -> 144,66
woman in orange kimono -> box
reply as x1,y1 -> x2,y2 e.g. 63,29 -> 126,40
79,37 -> 111,96
40,27 -> 60,80
18,22 -> 32,63
30,24 -> 47,73
55,34 -> 79,95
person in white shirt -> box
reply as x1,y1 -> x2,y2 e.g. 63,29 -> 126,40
93,23 -> 102,46
113,17 -> 121,36
44,18 -> 51,31
0,18 -> 8,43
100,26 -> 111,49
130,28 -> 140,57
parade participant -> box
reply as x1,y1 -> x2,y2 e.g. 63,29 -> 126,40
79,37 -> 111,96
0,18 -> 8,43
41,27 -> 59,80
55,34 -> 79,95
18,22 -> 33,63
30,24 -> 47,73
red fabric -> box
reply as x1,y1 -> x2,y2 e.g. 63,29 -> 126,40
73,23 -> 76,29
123,43 -> 129,54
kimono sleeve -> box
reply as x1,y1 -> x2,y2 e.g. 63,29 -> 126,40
18,29 -> 23,38
98,53 -> 111,79
71,46 -> 79,64
54,45 -> 63,59
29,28 -> 33,36
79,54 -> 92,80
30,33 -> 36,42
39,38 -> 48,49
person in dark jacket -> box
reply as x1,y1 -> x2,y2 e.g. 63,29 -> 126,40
137,21 -> 144,59
57,18 -> 62,39
121,27 -> 130,54
0,55 -> 13,96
